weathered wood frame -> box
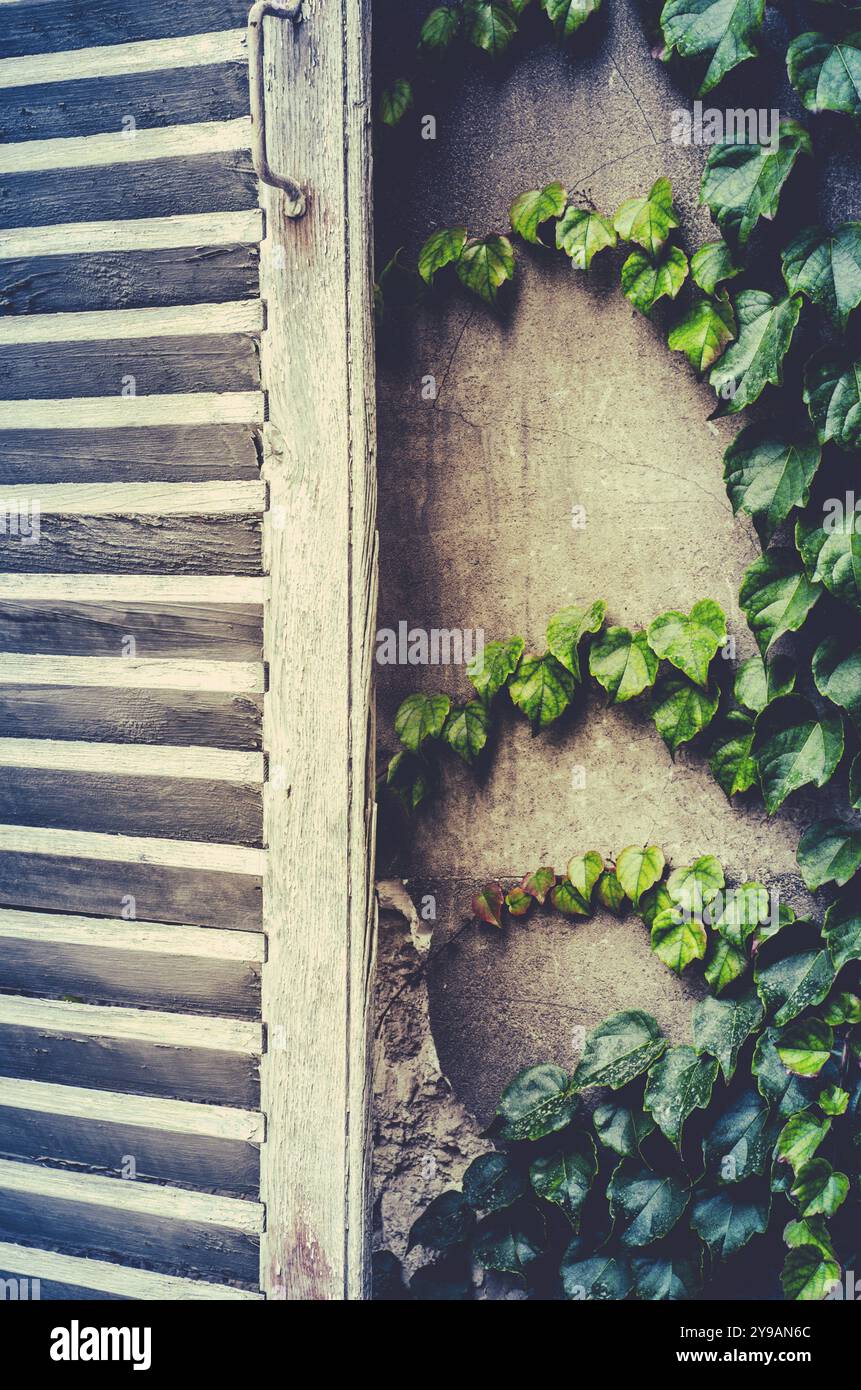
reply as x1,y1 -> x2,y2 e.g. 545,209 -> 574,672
257,0 -> 377,1299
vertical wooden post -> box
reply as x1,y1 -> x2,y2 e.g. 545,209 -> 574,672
258,0 -> 377,1299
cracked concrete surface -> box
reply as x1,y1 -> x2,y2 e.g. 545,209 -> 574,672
371,0 -> 858,1266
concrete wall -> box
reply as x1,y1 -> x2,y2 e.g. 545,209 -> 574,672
372,0 -> 857,1259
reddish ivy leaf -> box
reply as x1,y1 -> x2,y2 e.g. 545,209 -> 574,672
506,886 -> 533,917
473,883 -> 505,928
521,867 -> 557,904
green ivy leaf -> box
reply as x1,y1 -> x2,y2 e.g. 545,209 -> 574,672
660,0 -> 765,96
667,855 -> 725,914
651,907 -> 709,972
651,673 -> 719,756
520,865 -> 557,904
819,1085 -> 850,1116
823,991 -> 861,1025
621,244 -> 689,315
614,178 -> 679,256
813,636 -> 861,728
541,0 -> 603,36
704,936 -> 748,995
379,77 -> 414,126
464,0 -> 519,55
782,1245 -> 841,1301
852,752 -> 861,809
589,626 -> 658,702
498,1063 -> 579,1139
385,749 -> 430,813
700,120 -> 812,247
560,1248 -> 633,1300
462,1151 -> 528,1212
638,881 -> 673,928
530,1134 -> 598,1224
735,653 -> 796,714
798,819 -> 861,891
703,1089 -> 779,1181
408,1190 -> 475,1250
723,423 -> 821,546
752,695 -> 844,814
782,223 -> 861,330
468,635 -> 525,704
417,227 -> 468,285
709,291 -> 802,415
645,1045 -> 719,1144
566,850 -> 605,904
556,205 -> 617,270
692,989 -> 764,1081
668,291 -> 736,374
420,4 -> 463,51
691,1182 -> 771,1259
441,700 -> 490,765
803,348 -> 861,451
572,1011 -> 668,1098
776,1020 -> 834,1077
505,885 -> 532,916
776,1111 -> 831,1171
616,846 -> 666,907
648,600 -> 726,687
593,1098 -> 656,1156
551,878 -> 592,916
791,1159 -> 849,1217
456,233 -> 515,304
691,239 -> 742,295
546,600 -> 606,679
510,181 -> 567,244
595,868 -> 627,914
753,1028 -> 833,1117
394,692 -> 451,751
709,711 -> 759,799
755,947 -> 836,1026
738,550 -> 821,658
784,1215 -> 837,1260
787,30 -> 861,118
608,1159 -> 690,1247
473,1203 -> 546,1278
508,652 -> 576,729
711,881 -> 771,948
631,1252 -> 702,1301
824,891 -> 861,969
472,882 -> 505,928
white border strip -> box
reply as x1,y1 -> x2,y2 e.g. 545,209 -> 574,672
0,393 -> 265,430
0,575 -> 266,602
0,1158 -> 263,1233
0,994 -> 262,1052
0,823 -> 265,874
0,29 -> 247,90
0,300 -> 264,345
0,482 -> 265,515
0,738 -> 264,782
0,1241 -> 261,1299
0,654 -> 263,693
0,1075 -> 263,1142
0,908 -> 264,961
0,208 -> 263,259
0,116 -> 252,174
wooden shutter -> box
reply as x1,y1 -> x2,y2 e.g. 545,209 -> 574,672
0,0 -> 375,1301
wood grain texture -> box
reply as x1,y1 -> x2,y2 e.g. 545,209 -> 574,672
0,514 -> 262,573
0,1242 -> 261,1299
0,601 -> 263,658
0,150 -> 258,229
0,1076 -> 263,1140
0,301 -> 264,345
0,425 -> 262,482
0,687 -> 263,748
0,30 -> 247,90
0,825 -> 264,873
259,0 -> 377,1301
0,210 -> 262,258
0,117 -> 252,177
0,739 -> 262,782
0,768 -> 263,845
0,1105 -> 260,1197
3,0 -> 251,57
0,245 -> 259,315
0,484 -> 264,515
0,334 -> 260,400
0,848 -> 261,927
0,909 -> 263,960
0,61 -> 250,143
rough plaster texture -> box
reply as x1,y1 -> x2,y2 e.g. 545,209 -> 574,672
371,0 -> 858,1262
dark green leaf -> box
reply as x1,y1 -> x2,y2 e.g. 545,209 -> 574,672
660,0 -> 765,95
813,636 -> 861,728
691,1182 -> 771,1258
379,77 -> 414,126
709,291 -> 802,415
691,239 -> 742,295
651,907 -> 708,972
541,0 -> 603,36
468,635 -> 524,704
589,626 -> 658,702
608,1159 -> 690,1247
723,423 -> 821,546
667,854 -> 725,914
464,0 -> 519,55
409,1190 -> 475,1250
417,227 -> 468,285
704,934 -> 749,993
551,878 -> 592,916
822,991 -> 861,1025
631,1252 -> 702,1300
700,120 -> 812,247
462,1151 -> 527,1212
498,1063 -> 579,1140
781,1244 -> 841,1300
755,947 -> 836,1026
803,349 -> 861,451
709,709 -> 758,798
824,891 -> 861,969
651,673 -> 719,756
788,30 -> 861,118
473,1202 -> 546,1277
510,182 -> 567,244
530,1134 -> 598,1224
798,819 -> 861,891
394,692 -> 450,751
693,989 -> 764,1081
754,1027 -> 834,1117
572,1009 -> 667,1090
419,5 -> 463,51
546,600 -> 606,679
456,233 -> 515,304
645,1045 -> 719,1144
560,1247 -> 633,1299
791,1159 -> 849,1217
782,222 -> 861,329
621,244 -> 689,314
703,1089 -> 779,1181
508,652 -> 576,728
776,1019 -> 833,1077
614,177 -> 679,256
668,291 -> 736,374
734,652 -> 796,714
556,205 -> 617,269
752,694 -> 844,814
441,700 -> 490,764
593,1098 -> 656,1156
596,867 -> 627,914
784,1214 -> 836,1259
739,550 -> 821,658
